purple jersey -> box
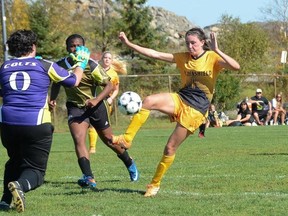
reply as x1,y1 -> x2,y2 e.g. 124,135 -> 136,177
0,57 -> 77,126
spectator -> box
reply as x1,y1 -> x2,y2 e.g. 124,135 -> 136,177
205,104 -> 222,128
249,88 -> 272,125
271,93 -> 286,125
226,100 -> 253,126
88,51 -> 123,153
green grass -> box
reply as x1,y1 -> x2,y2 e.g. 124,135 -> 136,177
1,124 -> 288,215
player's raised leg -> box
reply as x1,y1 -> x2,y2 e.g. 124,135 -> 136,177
113,93 -> 175,149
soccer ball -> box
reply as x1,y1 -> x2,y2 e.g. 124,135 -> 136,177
118,91 -> 142,115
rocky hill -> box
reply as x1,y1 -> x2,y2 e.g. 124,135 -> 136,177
149,7 -> 197,44
76,0 -> 203,44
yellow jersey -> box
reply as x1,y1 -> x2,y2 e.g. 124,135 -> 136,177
173,51 -> 223,114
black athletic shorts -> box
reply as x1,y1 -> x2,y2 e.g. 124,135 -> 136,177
66,101 -> 110,130
0,123 -> 54,172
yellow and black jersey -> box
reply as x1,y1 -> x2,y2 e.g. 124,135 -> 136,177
173,51 -> 224,114
57,57 -> 110,107
95,65 -> 119,96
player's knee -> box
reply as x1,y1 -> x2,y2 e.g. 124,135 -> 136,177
142,95 -> 154,108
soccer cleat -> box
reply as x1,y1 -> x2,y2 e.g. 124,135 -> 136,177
77,175 -> 97,189
112,135 -> 132,149
0,201 -> 11,211
8,181 -> 25,213
144,184 -> 160,197
127,160 -> 139,181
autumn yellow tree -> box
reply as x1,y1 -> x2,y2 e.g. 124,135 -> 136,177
6,0 -> 30,34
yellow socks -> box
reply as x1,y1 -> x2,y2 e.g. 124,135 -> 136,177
123,108 -> 150,143
88,127 -> 98,152
150,154 -> 175,187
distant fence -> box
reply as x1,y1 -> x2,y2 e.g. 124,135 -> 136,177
118,73 -> 288,97
52,73 -> 288,130
108,73 -> 288,124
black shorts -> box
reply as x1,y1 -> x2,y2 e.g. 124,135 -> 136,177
0,123 -> 54,172
66,101 -> 110,130
253,110 -> 268,119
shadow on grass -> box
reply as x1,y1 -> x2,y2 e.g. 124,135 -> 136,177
250,153 -> 288,156
44,187 -> 145,196
92,187 -> 145,195
43,180 -> 145,195
44,179 -> 122,185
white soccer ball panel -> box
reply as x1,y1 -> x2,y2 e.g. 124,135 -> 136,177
119,92 -> 131,106
129,91 -> 142,103
126,101 -> 140,114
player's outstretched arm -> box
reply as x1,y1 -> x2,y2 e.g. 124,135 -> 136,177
118,32 -> 174,63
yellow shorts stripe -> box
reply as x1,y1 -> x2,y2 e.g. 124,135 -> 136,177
170,93 -> 206,133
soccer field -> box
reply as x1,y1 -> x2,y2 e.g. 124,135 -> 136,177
0,125 -> 288,215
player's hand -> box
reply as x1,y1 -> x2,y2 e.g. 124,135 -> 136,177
85,99 -> 98,108
48,100 -> 57,111
119,32 -> 129,44
107,97 -> 113,105
209,32 -> 218,52
70,46 -> 90,70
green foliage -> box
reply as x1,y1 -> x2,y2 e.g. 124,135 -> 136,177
6,0 -> 30,33
213,71 -> 241,110
113,0 -> 170,75
93,13 -> 119,52
218,15 -> 270,73
114,0 -> 153,46
212,15 -> 270,109
1,126 -> 288,215
28,0 -> 66,59
27,0 -> 92,60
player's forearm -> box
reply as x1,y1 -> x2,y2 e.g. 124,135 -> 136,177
109,85 -> 119,100
50,82 -> 61,100
125,40 -> 173,62
73,67 -> 84,86
216,49 -> 240,71
126,40 -> 156,58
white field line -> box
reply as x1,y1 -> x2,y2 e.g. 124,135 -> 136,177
163,190 -> 288,197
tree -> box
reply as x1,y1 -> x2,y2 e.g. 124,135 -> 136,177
6,0 -> 30,33
113,0 -> 170,75
0,0 -> 30,61
218,15 -> 270,74
114,0 -> 164,53
213,72 -> 241,110
260,0 -> 288,75
86,0 -> 120,52
28,0 -> 87,60
260,0 -> 288,42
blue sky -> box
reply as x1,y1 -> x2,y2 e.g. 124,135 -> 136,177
146,0 -> 270,27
